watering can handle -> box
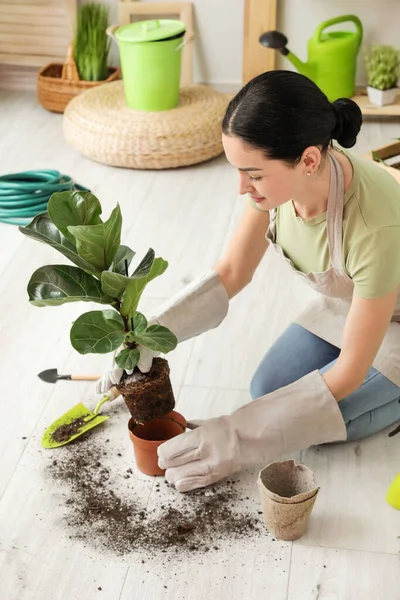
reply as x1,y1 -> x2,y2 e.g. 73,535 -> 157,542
106,25 -> 119,44
315,14 -> 363,47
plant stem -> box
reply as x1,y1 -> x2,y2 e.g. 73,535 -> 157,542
124,259 -> 135,333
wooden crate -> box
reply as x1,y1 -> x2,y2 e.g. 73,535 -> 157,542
364,141 -> 400,185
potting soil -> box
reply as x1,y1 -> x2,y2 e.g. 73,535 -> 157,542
47,436 -> 263,559
52,417 -> 89,443
117,358 -> 175,422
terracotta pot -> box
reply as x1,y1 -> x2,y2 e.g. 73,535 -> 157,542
128,410 -> 187,476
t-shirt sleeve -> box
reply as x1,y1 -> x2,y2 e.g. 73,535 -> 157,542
346,226 -> 400,298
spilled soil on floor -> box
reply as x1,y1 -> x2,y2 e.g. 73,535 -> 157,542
47,436 -> 263,558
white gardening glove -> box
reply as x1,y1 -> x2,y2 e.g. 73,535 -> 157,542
96,269 -> 229,394
157,370 -> 347,493
95,345 -> 158,394
149,269 -> 229,343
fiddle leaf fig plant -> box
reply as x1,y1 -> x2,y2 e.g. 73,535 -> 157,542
19,191 -> 177,372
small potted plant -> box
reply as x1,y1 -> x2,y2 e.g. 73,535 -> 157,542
37,2 -> 119,114
19,190 -> 185,475
364,44 -> 400,106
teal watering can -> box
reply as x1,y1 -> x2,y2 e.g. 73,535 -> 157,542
259,15 -> 363,101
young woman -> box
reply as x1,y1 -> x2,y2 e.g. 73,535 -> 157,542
98,71 -> 400,493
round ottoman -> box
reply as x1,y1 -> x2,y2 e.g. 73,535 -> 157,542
63,82 -> 231,170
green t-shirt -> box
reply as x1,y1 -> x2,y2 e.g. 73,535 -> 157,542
249,149 -> 400,299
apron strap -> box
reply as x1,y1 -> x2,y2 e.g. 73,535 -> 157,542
326,154 -> 345,273
268,153 -> 346,264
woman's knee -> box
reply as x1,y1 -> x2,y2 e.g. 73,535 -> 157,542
250,371 -> 268,400
344,397 -> 400,442
249,322 -> 340,400
250,365 -> 288,399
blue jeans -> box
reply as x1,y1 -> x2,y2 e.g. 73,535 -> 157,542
250,323 -> 400,442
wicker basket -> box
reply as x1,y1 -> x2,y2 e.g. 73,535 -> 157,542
37,45 -> 120,114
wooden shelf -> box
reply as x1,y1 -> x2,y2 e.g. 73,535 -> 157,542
352,88 -> 400,117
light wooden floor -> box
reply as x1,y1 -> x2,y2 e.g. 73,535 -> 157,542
1,91 -> 400,600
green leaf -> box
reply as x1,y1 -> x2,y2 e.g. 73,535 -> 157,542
102,254 -> 165,304
133,312 -> 147,334
27,265 -> 111,306
120,257 -> 168,318
48,191 -> 102,243
19,213 -> 100,276
115,348 -> 140,370
132,248 -> 155,277
68,204 -> 122,272
133,325 -> 177,353
70,309 -> 125,354
113,245 -> 136,275
101,271 -> 129,299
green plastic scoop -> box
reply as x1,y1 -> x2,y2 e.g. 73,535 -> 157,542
41,387 -> 120,449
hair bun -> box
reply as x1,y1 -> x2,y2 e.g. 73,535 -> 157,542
331,98 -> 362,148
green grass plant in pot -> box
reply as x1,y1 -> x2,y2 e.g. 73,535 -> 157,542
74,2 -> 112,82
365,44 -> 400,106
19,191 -> 180,428
37,2 -> 119,113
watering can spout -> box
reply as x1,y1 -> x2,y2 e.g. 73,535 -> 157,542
285,52 -> 313,81
259,31 -> 313,81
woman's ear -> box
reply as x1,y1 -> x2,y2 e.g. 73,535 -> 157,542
301,146 -> 322,176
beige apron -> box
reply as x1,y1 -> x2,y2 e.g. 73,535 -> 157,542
266,153 -> 400,388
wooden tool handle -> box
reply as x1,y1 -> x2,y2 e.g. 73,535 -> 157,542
109,386 -> 120,401
70,375 -> 101,381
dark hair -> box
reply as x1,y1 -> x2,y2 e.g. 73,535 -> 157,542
222,70 -> 362,164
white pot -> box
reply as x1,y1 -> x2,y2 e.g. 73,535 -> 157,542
367,86 -> 398,106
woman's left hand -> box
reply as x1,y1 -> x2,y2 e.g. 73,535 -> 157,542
158,415 -> 244,493
158,370 -> 347,492
322,288 -> 399,401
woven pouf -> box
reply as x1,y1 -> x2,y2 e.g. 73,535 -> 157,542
63,82 -> 231,169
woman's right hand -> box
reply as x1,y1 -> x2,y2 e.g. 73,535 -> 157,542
95,346 -> 160,394
96,266 -> 234,395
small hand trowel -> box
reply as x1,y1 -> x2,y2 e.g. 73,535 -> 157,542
38,368 -> 100,384
41,387 -> 120,449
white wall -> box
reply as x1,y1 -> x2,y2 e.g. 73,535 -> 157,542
92,0 -> 400,90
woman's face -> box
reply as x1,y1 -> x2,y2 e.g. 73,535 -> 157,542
222,134 -> 309,211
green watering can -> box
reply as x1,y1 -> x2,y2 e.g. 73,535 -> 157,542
260,15 -> 363,101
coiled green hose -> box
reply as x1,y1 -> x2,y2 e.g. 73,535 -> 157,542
0,170 -> 88,226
